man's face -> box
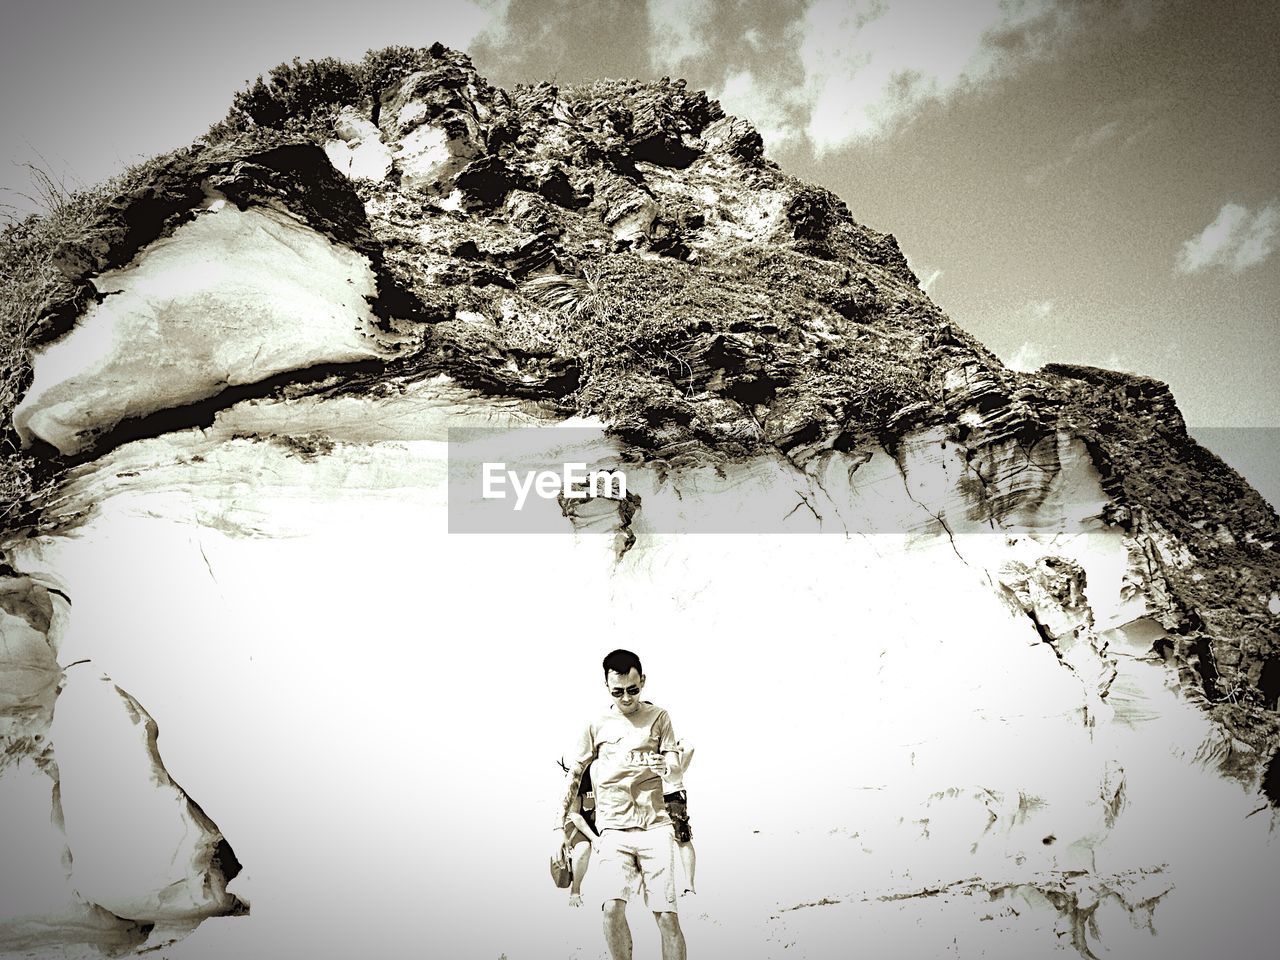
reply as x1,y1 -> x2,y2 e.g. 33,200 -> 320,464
606,668 -> 644,715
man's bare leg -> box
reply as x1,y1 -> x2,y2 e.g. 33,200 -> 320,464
603,899 -> 632,960
655,912 -> 686,960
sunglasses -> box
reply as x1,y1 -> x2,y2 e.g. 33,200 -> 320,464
610,685 -> 642,698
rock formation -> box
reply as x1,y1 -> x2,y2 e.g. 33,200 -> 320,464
1,44 -> 1276,959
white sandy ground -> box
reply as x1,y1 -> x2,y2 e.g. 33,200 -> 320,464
3,379 -> 1279,959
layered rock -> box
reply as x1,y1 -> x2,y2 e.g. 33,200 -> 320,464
0,573 -> 241,955
1,44 -> 1277,959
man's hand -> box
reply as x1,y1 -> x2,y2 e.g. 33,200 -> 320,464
640,751 -> 676,778
655,749 -> 687,781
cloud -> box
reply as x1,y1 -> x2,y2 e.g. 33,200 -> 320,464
1005,339 -> 1145,376
1175,201 -> 1279,275
470,0 -> 653,83
1097,352 -> 1135,374
696,0 -> 1160,156
647,0 -> 713,71
717,69 -> 806,149
919,268 -> 944,294
471,0 -> 1160,158
1079,119 -> 1122,150
1024,97 -> 1163,186
427,0 -> 500,50
1007,341 -> 1048,372
1003,298 -> 1060,370
796,0 -> 1078,153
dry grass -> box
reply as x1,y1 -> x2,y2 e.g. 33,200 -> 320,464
0,155 -> 182,527
0,165 -> 89,524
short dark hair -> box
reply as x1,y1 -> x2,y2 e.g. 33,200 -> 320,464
602,648 -> 643,679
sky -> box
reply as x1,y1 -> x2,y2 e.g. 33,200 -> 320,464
0,0 -> 1276,487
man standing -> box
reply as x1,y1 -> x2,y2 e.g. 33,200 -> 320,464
555,649 -> 687,960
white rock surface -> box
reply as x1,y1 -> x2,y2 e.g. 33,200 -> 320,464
12,203 -> 388,455
0,577 -> 159,955
49,668 -> 239,923
0,762 -> 145,957
0,575 -> 66,920
0,575 -> 60,713
323,107 -> 393,182
0,767 -> 79,923
393,120 -> 483,188
3,379 -> 1276,959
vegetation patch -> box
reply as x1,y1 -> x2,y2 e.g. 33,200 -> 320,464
207,44 -> 456,142
512,249 -> 930,457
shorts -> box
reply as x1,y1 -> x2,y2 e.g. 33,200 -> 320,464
595,825 -> 678,913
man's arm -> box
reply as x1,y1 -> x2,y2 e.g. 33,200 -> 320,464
554,725 -> 596,832
654,709 -> 682,782
661,740 -> 693,793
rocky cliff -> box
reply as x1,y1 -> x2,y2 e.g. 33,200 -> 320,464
1,44 -> 1277,959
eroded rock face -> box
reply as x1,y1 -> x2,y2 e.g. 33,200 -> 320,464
2,44 -> 1277,960
378,60 -> 495,194
0,574 -> 241,955
0,577 -> 76,940
0,576 -> 59,724
51,670 -> 242,923
15,203 -> 390,456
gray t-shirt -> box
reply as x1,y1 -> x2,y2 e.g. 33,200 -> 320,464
557,702 -> 678,832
